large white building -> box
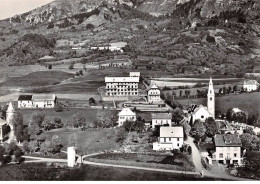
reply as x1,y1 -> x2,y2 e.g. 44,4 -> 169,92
147,84 -> 161,103
210,134 -> 242,165
17,94 -> 57,109
118,108 -> 137,126
151,113 -> 172,128
105,72 -> 140,96
153,126 -> 184,151
243,80 -> 259,92
189,105 -> 211,124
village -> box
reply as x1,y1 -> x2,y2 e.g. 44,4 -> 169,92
0,66 -> 259,180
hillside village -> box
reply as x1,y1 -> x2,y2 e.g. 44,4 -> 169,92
0,0 -> 260,181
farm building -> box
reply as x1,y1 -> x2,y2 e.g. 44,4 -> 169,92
17,94 -> 57,109
243,80 -> 259,92
153,126 -> 184,151
151,113 -> 172,129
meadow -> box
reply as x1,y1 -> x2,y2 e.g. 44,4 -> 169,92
17,108 -> 99,126
43,128 -> 119,154
0,163 -> 221,181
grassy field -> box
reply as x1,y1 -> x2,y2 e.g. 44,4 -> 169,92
17,108 -> 99,126
0,163 -> 222,181
176,92 -> 260,116
43,128 -> 119,154
89,152 -> 195,171
0,71 -> 73,87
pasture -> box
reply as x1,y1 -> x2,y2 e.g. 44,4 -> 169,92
17,108 -> 99,126
0,71 -> 73,87
176,92 -> 260,116
43,128 -> 119,154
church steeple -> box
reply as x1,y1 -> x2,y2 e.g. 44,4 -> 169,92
207,77 -> 215,119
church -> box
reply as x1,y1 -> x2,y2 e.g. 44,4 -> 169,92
188,78 -> 215,124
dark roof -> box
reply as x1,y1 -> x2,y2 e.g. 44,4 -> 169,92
18,95 -> 32,101
151,113 -> 172,119
214,134 -> 242,147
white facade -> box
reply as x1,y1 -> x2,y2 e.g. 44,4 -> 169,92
17,94 -> 56,109
105,72 -> 140,96
67,147 -> 76,167
148,84 -> 161,103
207,77 -> 215,119
151,113 -> 172,128
211,134 -> 242,165
213,146 -> 241,165
118,108 -> 136,126
191,105 -> 211,123
243,80 -> 259,92
153,127 -> 184,151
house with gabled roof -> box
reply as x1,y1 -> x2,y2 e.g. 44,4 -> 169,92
151,113 -> 172,128
243,80 -> 259,92
153,126 -> 184,151
32,94 -> 57,108
18,95 -> 33,109
210,134 -> 242,165
118,108 -> 136,126
147,84 -> 161,103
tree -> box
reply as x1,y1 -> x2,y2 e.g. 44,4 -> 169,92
184,90 -> 191,98
233,85 -> 237,92
172,108 -> 184,124
116,128 -> 127,145
54,103 -> 63,112
179,90 -> 183,97
226,108 -> 234,121
69,63 -> 74,70
96,110 -> 117,128
49,135 -> 63,154
240,133 -> 260,151
218,88 -> 222,95
12,112 -> 29,142
204,117 -> 219,137
0,145 -> 6,165
247,114 -> 258,126
72,112 -> 86,128
89,98 -> 96,105
223,86 -> 227,95
190,120 -> 206,146
48,64 -> 52,69
187,146 -> 192,154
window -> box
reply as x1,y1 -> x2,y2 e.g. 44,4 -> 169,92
234,153 -> 237,157
164,138 -> 166,142
177,138 -> 179,141
219,153 -> 223,158
210,97 -> 212,101
201,115 -> 204,119
169,138 -> 171,141
177,143 -> 179,147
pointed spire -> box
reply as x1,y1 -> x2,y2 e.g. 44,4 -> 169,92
7,101 -> 15,113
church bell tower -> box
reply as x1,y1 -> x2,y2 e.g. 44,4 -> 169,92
207,77 -> 215,119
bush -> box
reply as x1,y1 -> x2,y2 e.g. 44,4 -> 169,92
187,146 -> 192,154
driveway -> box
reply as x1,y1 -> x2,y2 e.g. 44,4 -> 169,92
185,136 -> 203,172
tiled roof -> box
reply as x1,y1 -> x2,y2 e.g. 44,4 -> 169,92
105,77 -> 139,83
160,126 -> 184,138
149,84 -> 159,90
244,80 -> 259,86
151,113 -> 172,120
18,95 -> 32,101
32,94 -> 56,101
214,134 -> 242,147
119,108 -> 136,116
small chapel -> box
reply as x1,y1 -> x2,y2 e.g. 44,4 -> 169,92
188,78 -> 215,124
